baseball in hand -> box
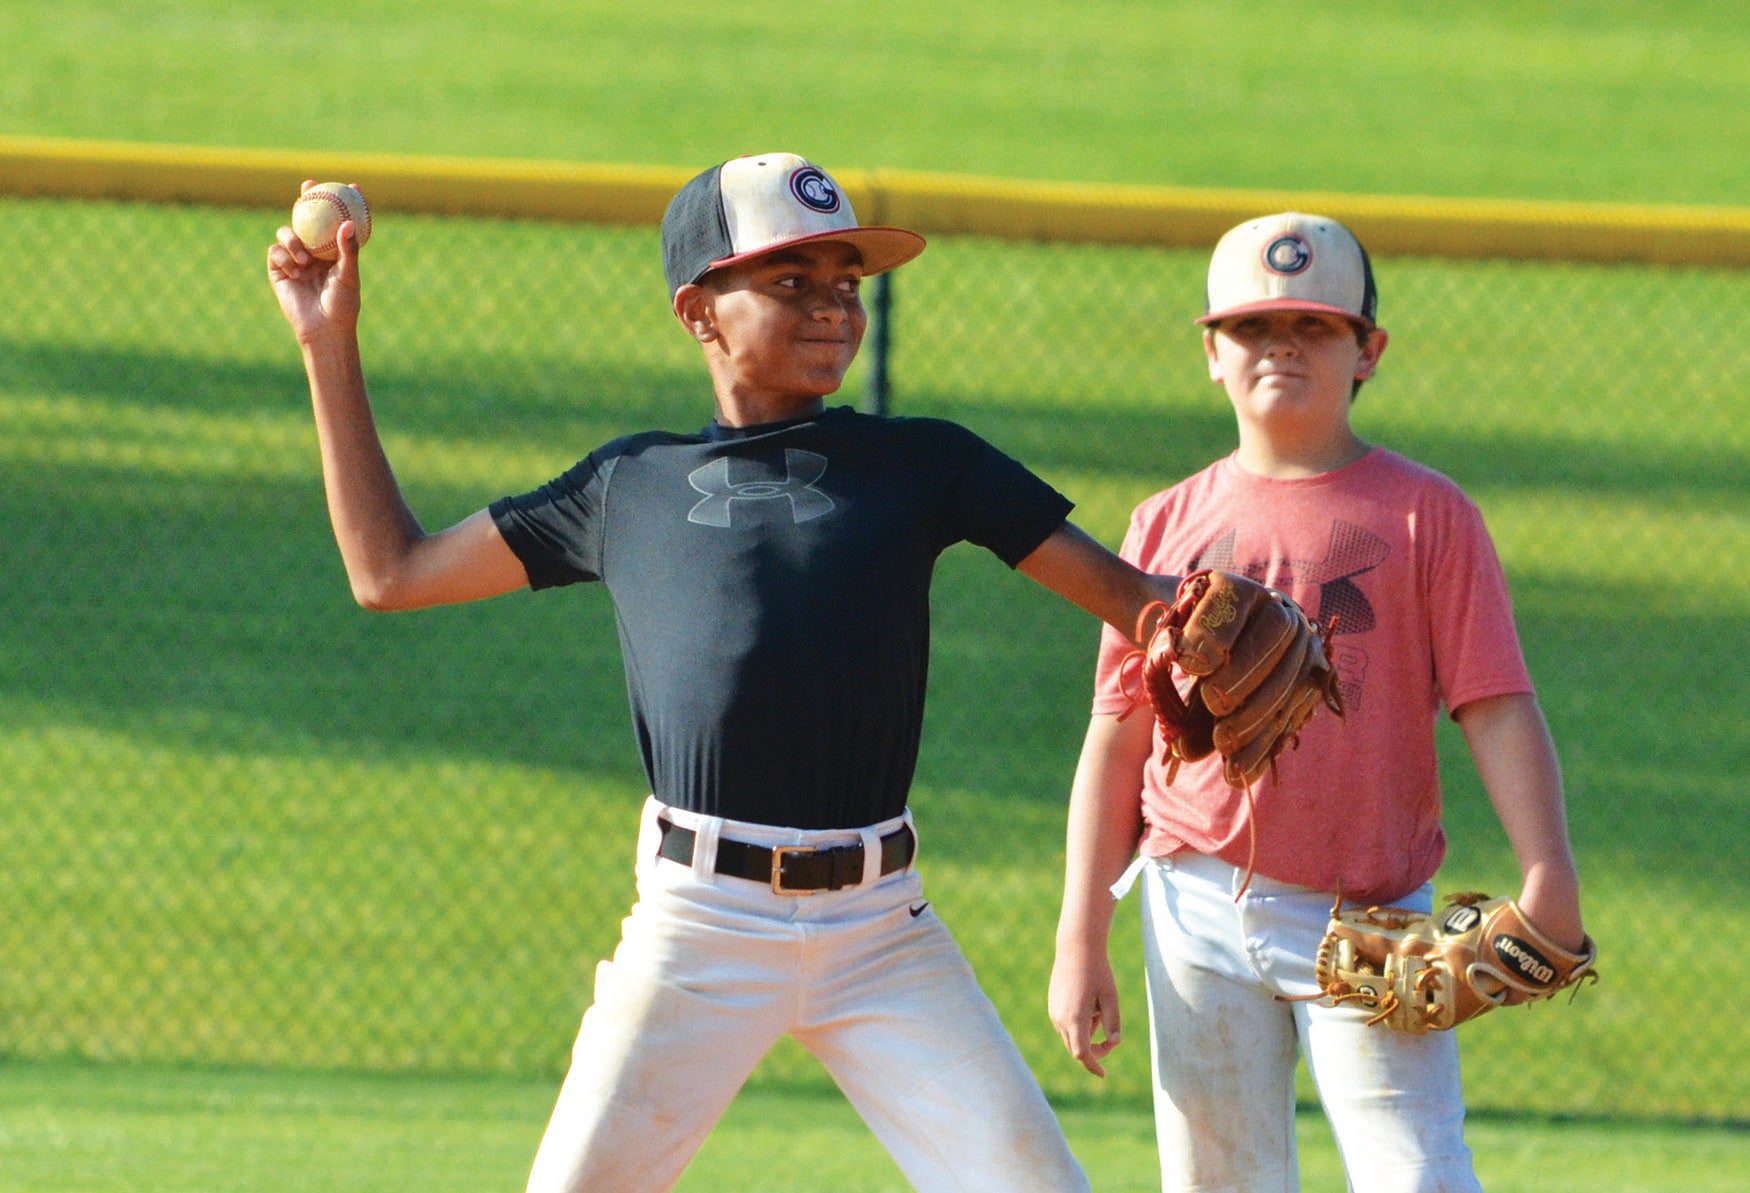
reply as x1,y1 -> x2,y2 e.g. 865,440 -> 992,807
291,182 -> 371,261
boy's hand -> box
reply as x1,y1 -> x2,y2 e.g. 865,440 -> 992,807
1516,860 -> 1585,954
267,180 -> 363,344
1049,944 -> 1123,1077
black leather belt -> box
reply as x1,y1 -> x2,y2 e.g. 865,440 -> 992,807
657,819 -> 916,895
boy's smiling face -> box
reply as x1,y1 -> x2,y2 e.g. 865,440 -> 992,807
682,240 -> 869,423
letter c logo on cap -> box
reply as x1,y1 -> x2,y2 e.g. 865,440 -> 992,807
1263,233 -> 1313,276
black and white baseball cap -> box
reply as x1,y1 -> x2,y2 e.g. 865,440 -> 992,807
661,153 -> 926,295
1197,212 -> 1379,329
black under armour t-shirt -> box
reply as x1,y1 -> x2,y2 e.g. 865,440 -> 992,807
488,405 -> 1073,829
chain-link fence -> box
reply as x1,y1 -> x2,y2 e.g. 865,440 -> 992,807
2,170 -> 1745,1127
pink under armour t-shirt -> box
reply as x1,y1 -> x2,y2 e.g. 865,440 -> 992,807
1093,448 -> 1533,904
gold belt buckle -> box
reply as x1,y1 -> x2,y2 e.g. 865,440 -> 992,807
770,845 -> 822,896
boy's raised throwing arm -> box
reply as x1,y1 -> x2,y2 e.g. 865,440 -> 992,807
267,196 -> 528,612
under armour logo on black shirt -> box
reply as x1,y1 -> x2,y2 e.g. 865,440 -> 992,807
686,450 -> 836,527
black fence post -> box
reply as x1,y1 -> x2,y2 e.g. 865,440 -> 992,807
863,271 -> 893,416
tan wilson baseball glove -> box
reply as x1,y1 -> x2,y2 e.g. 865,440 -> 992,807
1308,892 -> 1600,1032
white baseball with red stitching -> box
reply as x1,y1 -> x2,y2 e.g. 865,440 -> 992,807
291,182 -> 371,261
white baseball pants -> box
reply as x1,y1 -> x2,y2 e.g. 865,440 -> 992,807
524,797 -> 1090,1193
1128,851 -> 1483,1193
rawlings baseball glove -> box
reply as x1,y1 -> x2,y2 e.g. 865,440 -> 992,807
1308,892 -> 1599,1032
1125,570 -> 1344,788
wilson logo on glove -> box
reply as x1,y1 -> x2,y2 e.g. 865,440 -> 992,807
1440,905 -> 1483,934
1494,934 -> 1558,985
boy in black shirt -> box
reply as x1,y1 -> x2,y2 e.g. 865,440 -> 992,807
270,152 -> 1182,1191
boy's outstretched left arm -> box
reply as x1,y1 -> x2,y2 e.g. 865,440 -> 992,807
1015,522 -> 1175,643
1455,691 -> 1585,951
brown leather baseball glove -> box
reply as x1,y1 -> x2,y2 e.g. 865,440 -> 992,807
1126,570 -> 1344,787
1309,892 -> 1600,1032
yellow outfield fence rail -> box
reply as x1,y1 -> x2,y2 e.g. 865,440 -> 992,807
4,133 -> 1748,266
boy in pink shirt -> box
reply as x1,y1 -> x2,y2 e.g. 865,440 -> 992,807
1049,213 -> 1587,1191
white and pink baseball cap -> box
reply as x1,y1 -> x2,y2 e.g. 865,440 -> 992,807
1197,212 -> 1379,329
661,153 -> 926,295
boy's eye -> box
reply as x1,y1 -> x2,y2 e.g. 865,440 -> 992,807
1223,314 -> 1342,342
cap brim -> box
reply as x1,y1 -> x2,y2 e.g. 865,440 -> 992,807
1196,298 -> 1374,329
706,226 -> 927,280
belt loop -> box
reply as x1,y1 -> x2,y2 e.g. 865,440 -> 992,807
902,808 -> 918,871
690,817 -> 722,885
857,826 -> 882,886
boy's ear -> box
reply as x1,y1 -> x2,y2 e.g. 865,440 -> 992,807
673,283 -> 719,343
1354,329 -> 1390,380
1202,330 -> 1224,383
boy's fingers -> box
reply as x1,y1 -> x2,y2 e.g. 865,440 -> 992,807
334,220 -> 364,278
1056,1008 -> 1115,1077
273,225 -> 312,265
1102,993 -> 1121,1045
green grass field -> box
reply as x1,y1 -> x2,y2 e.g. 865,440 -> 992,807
3,4 -> 1748,1190
2,1062 -> 1745,1193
